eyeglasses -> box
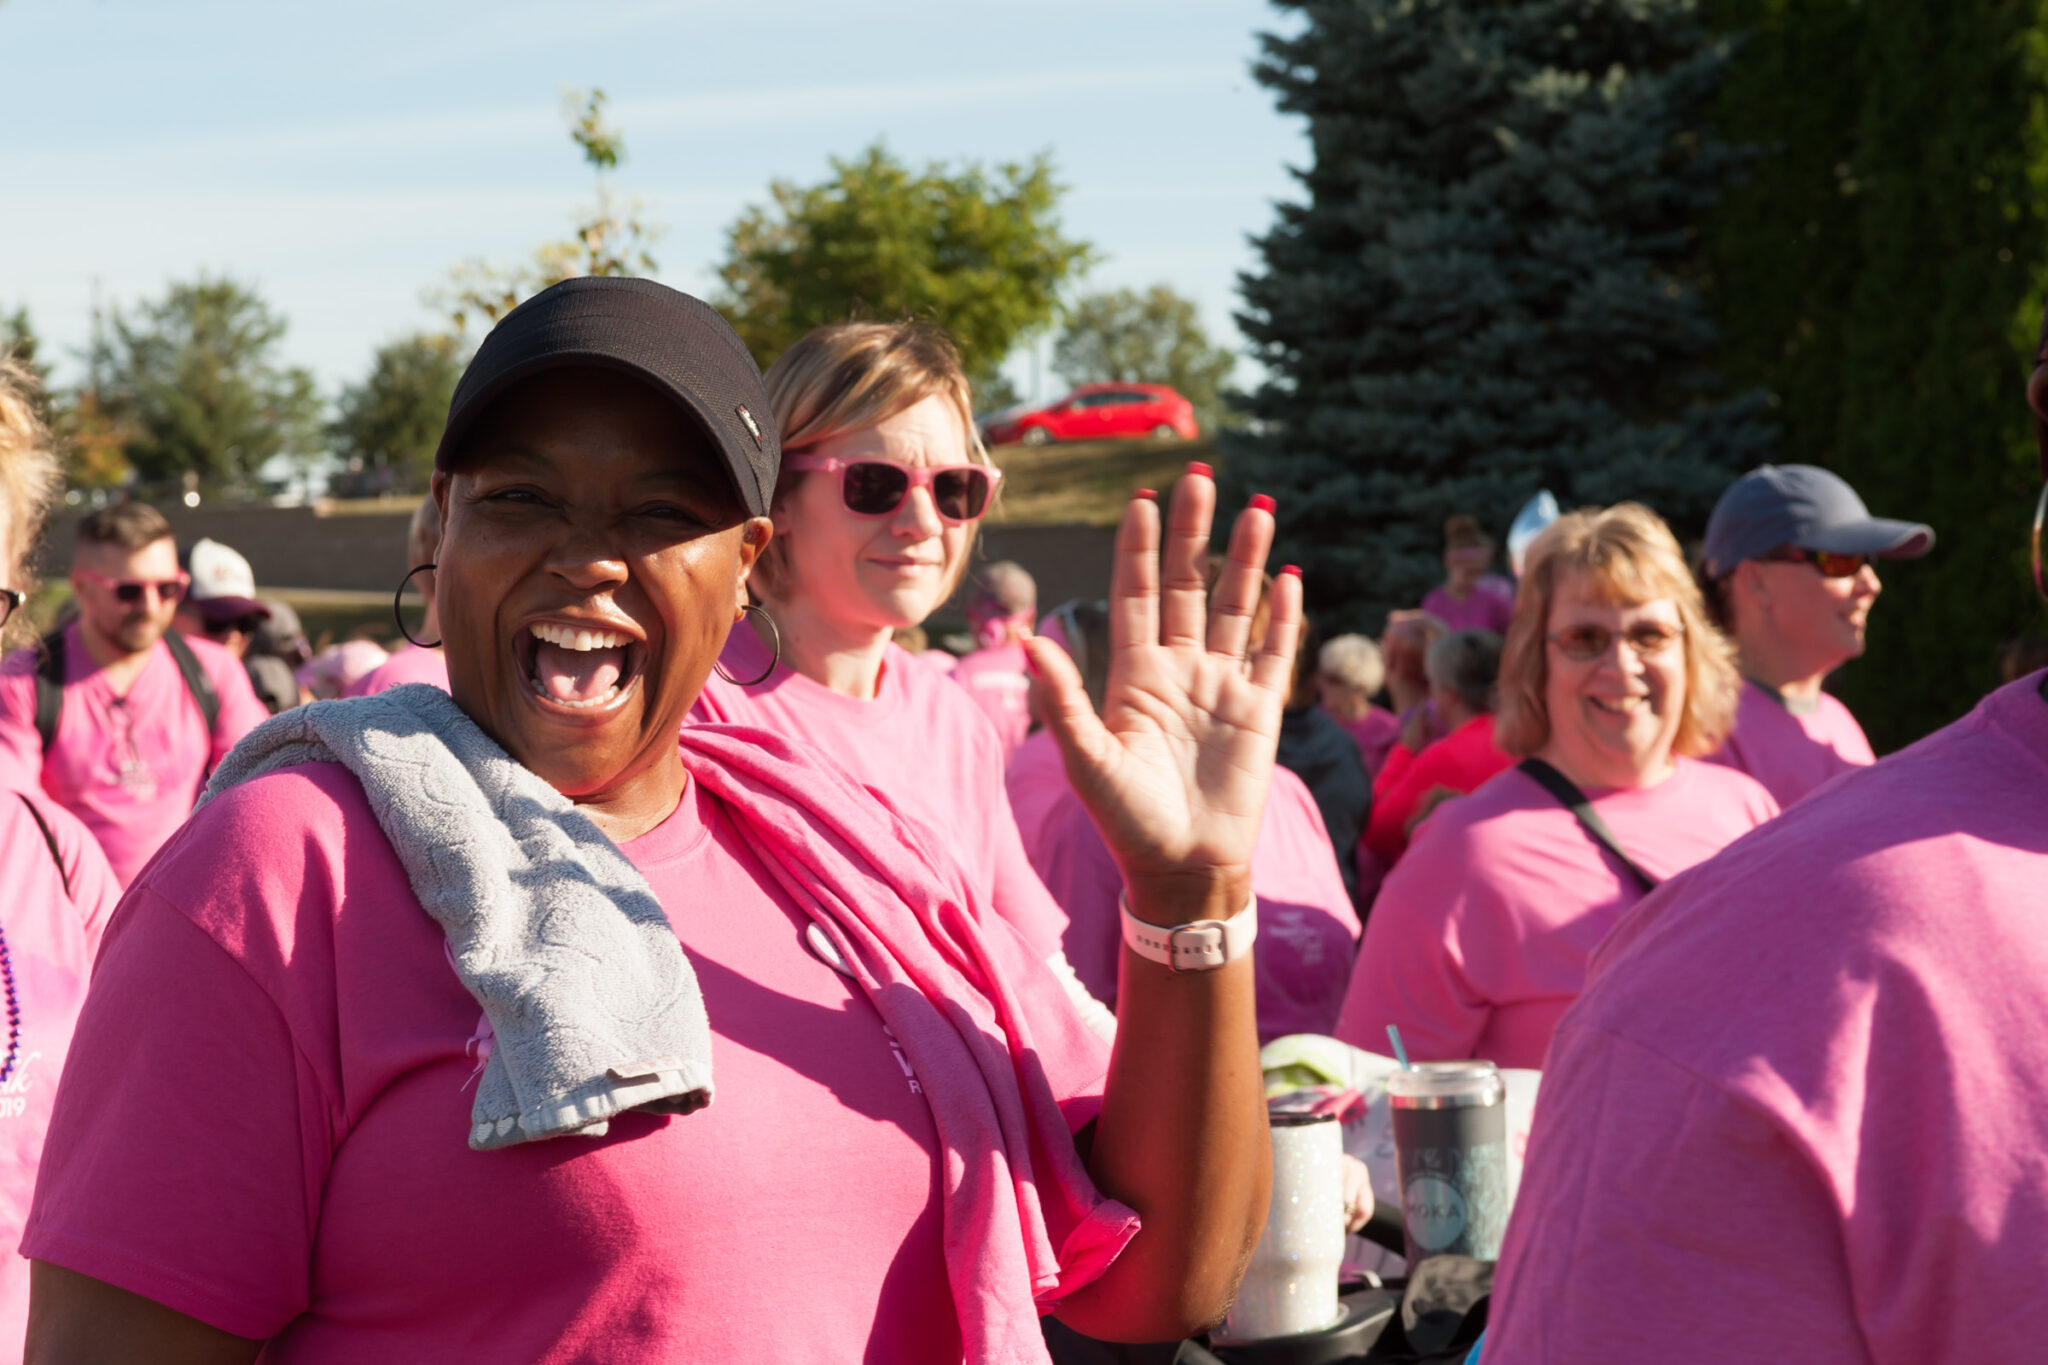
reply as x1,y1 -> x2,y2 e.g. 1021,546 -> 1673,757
0,588 -> 22,628
783,455 -> 1002,525
75,568 -> 189,605
1547,622 -> 1686,662
1758,547 -> 1869,578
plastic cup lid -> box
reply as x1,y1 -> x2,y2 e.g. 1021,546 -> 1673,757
1386,1060 -> 1505,1109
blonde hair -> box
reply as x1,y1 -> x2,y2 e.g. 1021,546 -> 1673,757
1494,502 -> 1739,760
0,358 -> 62,649
753,322 -> 992,601
1319,633 -> 1385,697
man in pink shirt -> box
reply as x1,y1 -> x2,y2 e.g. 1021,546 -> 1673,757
0,503 -> 268,885
945,560 -> 1035,759
1698,464 -> 1932,805
346,496 -> 451,698
1484,672 -> 2048,1363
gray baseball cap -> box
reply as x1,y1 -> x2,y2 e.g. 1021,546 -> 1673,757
1700,464 -> 1933,579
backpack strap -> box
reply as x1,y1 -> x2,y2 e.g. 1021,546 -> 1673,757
17,791 -> 73,903
1515,758 -> 1659,895
33,629 -> 64,757
161,628 -> 222,736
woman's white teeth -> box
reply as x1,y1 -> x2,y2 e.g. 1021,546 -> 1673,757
1591,696 -> 1647,713
527,676 -> 620,708
529,622 -> 631,651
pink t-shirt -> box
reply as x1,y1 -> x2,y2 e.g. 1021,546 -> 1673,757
1006,729 -> 1067,854
692,629 -> 1069,958
948,641 -> 1032,761
1014,762 -> 1360,1042
1334,705 -> 1401,778
1420,576 -> 1515,635
0,789 -> 119,1358
1336,759 -> 1777,1069
0,622 -> 270,886
25,761 -> 1106,1360
1485,675 -> 2048,1364
342,643 -> 451,698
1708,677 -> 1876,807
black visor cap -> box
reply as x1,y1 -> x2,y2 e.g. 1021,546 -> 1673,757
433,277 -> 779,518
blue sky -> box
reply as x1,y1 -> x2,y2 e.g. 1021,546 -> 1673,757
2,0 -> 1307,402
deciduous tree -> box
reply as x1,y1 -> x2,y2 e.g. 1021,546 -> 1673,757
95,277 -> 323,490
1053,285 -> 1237,434
433,88 -> 661,333
1703,0 -> 2048,748
714,143 -> 1095,393
330,333 -> 464,494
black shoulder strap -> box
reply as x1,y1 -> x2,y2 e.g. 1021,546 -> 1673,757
162,629 -> 222,736
1516,758 -> 1659,895
33,629 -> 64,756
17,791 -> 73,903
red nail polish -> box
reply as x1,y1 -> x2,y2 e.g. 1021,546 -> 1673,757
1023,648 -> 1042,679
1249,493 -> 1276,514
1280,564 -> 1302,578
1135,488 -> 1157,501
1185,461 -> 1213,479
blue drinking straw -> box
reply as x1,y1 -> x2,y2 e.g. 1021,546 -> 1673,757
1386,1024 -> 1412,1071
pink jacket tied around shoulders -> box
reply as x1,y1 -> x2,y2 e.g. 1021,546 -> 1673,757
678,723 -> 1139,1360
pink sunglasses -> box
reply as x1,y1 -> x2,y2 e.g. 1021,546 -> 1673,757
783,455 -> 1002,525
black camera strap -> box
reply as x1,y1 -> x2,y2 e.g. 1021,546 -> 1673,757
1516,758 -> 1659,895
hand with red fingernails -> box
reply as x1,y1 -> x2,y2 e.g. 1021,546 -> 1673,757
1023,463 -> 1302,1342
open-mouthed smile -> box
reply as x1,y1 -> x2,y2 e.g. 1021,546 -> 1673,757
515,620 -> 648,716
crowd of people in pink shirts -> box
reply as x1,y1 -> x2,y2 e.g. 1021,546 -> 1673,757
0,280 -> 2042,1365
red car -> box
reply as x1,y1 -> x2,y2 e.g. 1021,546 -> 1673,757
979,382 -> 1199,446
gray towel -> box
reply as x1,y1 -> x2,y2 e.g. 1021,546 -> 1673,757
200,683 -> 713,1149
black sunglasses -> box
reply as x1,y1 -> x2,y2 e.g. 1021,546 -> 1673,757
0,588 -> 22,628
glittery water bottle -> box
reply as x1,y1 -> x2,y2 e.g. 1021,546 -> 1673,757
1219,1111 -> 1346,1342
1387,1061 -> 1509,1264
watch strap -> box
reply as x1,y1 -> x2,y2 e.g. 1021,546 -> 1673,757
1119,892 -> 1257,972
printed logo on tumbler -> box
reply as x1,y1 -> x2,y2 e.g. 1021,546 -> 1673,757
1404,1172 -> 1467,1252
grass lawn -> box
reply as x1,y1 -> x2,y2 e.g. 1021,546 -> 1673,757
986,435 -> 1217,526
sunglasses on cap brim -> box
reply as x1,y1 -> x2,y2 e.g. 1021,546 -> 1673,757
1758,547 -> 1870,578
783,455 -> 1001,525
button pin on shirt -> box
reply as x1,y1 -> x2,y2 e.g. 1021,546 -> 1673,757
805,922 -> 853,977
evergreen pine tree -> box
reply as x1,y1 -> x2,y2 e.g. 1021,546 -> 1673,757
1229,0 -> 1773,633
1704,0 -> 2048,749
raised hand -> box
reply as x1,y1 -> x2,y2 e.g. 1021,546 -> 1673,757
1026,464 -> 1301,924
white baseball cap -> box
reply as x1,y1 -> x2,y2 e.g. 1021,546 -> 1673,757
182,538 -> 271,625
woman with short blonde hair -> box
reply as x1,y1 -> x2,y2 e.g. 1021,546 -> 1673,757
746,322 -> 994,604
692,320 -> 1095,1019
1336,502 -> 1780,1069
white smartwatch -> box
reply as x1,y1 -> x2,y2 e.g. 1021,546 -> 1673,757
1119,892 -> 1257,972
